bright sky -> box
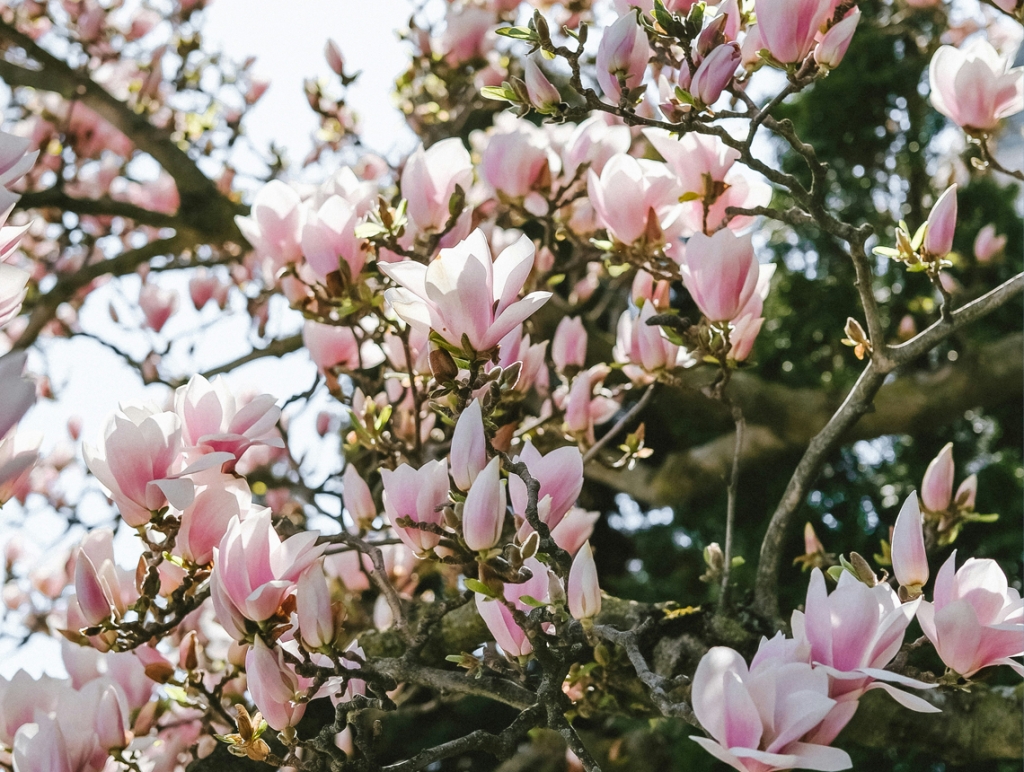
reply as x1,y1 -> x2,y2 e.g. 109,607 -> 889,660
203,0 -> 418,167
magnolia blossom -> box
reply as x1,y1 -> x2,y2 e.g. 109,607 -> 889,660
177,471 -> 252,565
690,43 -> 740,106
691,646 -> 851,772
563,369 -> 620,444
138,282 -> 178,333
756,0 -> 833,65
921,442 -> 954,512
73,528 -> 137,626
494,323 -> 549,395
684,230 -> 760,322
0,350 -> 35,440
597,14 -> 650,103
974,224 -> 1006,263
550,507 -> 601,556
0,212 -> 29,328
462,457 -> 506,551
380,229 -> 551,354
891,494 -> 929,596
792,569 -> 939,712
451,400 -> 488,491
234,179 -> 304,270
381,458 -> 450,554
342,464 -> 377,529
523,56 -> 561,112
83,404 -> 231,527
552,317 -> 588,371
301,195 -> 365,280
929,39 -> 1024,132
477,119 -> 554,201
475,557 -> 550,657
643,129 -> 771,235
923,184 -> 957,259
303,320 -> 385,373
613,302 -> 691,379
401,138 -> 473,236
246,637 -> 308,730
588,154 -> 682,246
917,552 -> 1024,677
175,374 -> 283,463
210,508 -> 326,639
508,440 -> 584,531
297,561 -> 335,650
0,428 -> 39,505
814,9 -> 860,70
567,541 -> 601,620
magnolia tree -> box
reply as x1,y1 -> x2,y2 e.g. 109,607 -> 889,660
0,0 -> 1022,770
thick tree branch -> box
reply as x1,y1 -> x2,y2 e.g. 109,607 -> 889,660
586,331 -> 1023,507
754,273 -> 1024,621
0,20 -> 244,241
17,188 -> 182,229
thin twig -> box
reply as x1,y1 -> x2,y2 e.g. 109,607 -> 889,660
582,382 -> 657,464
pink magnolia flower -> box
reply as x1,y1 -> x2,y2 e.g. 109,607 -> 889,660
690,42 -> 740,106
550,507 -> 600,556
138,282 -> 178,333
587,154 -> 682,246
0,130 -> 39,190
920,442 -> 954,512
177,471 -> 252,565
508,440 -> 583,531
245,637 -> 307,730
300,195 -> 366,280
613,302 -> 691,379
563,369 -> 619,444
477,120 -> 554,200
560,115 -> 632,179
342,464 -> 377,529
974,224 -> 1007,263
792,569 -> 939,712
401,139 -> 473,237
175,374 -> 283,463
303,320 -> 385,373
917,551 -> 1024,677
297,561 -> 335,650
0,350 -> 35,439
210,507 -> 326,639
923,184 -> 957,259
756,0 -> 833,65
0,671 -> 63,747
474,557 -> 550,657
523,56 -> 562,112
235,180 -> 305,270
929,39 -> 1024,132
438,4 -> 493,64
380,229 -> 551,354
814,9 -> 860,70
84,404 -> 231,527
684,229 -> 760,322
188,268 -> 225,310
493,323 -> 549,395
381,458 -> 450,555
552,317 -> 588,371
891,494 -> 929,596
451,399 -> 488,492
728,314 -> 764,362
0,428 -> 40,505
597,14 -> 650,103
643,129 -> 771,235
325,38 -> 345,76
12,713 -> 74,772
690,646 -> 851,772
568,541 -> 601,620
463,456 -> 506,551
73,528 -> 137,626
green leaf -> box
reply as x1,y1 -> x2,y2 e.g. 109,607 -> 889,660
164,686 -> 191,705
911,222 -> 928,250
465,578 -> 496,597
354,222 -> 388,239
679,191 -> 701,202
872,246 -> 900,258
496,26 -> 538,41
519,594 -> 547,608
480,85 -> 516,102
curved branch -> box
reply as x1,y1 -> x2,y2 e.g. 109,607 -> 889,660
754,273 -> 1024,621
